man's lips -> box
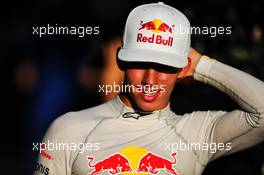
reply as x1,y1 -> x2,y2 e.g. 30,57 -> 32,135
140,89 -> 159,102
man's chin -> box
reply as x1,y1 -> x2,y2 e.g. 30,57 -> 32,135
136,101 -> 162,112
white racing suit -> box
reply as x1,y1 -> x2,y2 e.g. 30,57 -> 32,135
34,56 -> 264,175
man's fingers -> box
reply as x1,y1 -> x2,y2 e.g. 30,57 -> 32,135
188,47 -> 202,60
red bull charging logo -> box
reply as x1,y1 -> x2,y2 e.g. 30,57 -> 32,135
137,19 -> 175,47
87,146 -> 178,175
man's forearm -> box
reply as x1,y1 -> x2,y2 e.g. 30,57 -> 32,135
193,56 -> 264,158
194,56 -> 264,117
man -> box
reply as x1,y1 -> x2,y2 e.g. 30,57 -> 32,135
34,2 -> 264,175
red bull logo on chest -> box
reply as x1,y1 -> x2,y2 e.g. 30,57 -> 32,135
87,153 -> 132,175
87,146 -> 178,175
137,19 -> 175,47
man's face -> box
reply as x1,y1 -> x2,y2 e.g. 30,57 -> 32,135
122,62 -> 181,112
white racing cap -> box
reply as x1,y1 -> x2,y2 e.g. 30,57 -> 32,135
118,2 -> 191,68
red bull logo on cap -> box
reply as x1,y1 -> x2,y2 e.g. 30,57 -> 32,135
87,146 -> 178,175
137,19 -> 175,47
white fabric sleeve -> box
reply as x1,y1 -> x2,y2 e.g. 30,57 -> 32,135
34,113 -> 73,175
194,56 -> 264,160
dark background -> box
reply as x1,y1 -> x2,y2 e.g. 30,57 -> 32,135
2,0 -> 264,174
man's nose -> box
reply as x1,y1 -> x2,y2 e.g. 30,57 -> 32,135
142,69 -> 158,85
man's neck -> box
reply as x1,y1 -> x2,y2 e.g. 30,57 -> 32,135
119,94 -> 133,108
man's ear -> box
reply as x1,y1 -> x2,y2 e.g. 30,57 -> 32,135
177,58 -> 191,79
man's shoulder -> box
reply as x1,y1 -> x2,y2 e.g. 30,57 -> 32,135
59,101 -> 117,125
173,110 -> 227,144
166,110 -> 226,128
178,110 -> 227,126
43,101 -> 118,141
176,110 -> 226,132
183,110 -> 227,118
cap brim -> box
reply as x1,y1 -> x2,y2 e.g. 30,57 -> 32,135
118,48 -> 187,68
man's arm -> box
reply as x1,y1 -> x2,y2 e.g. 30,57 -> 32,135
34,113 -> 73,175
193,55 -> 264,160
